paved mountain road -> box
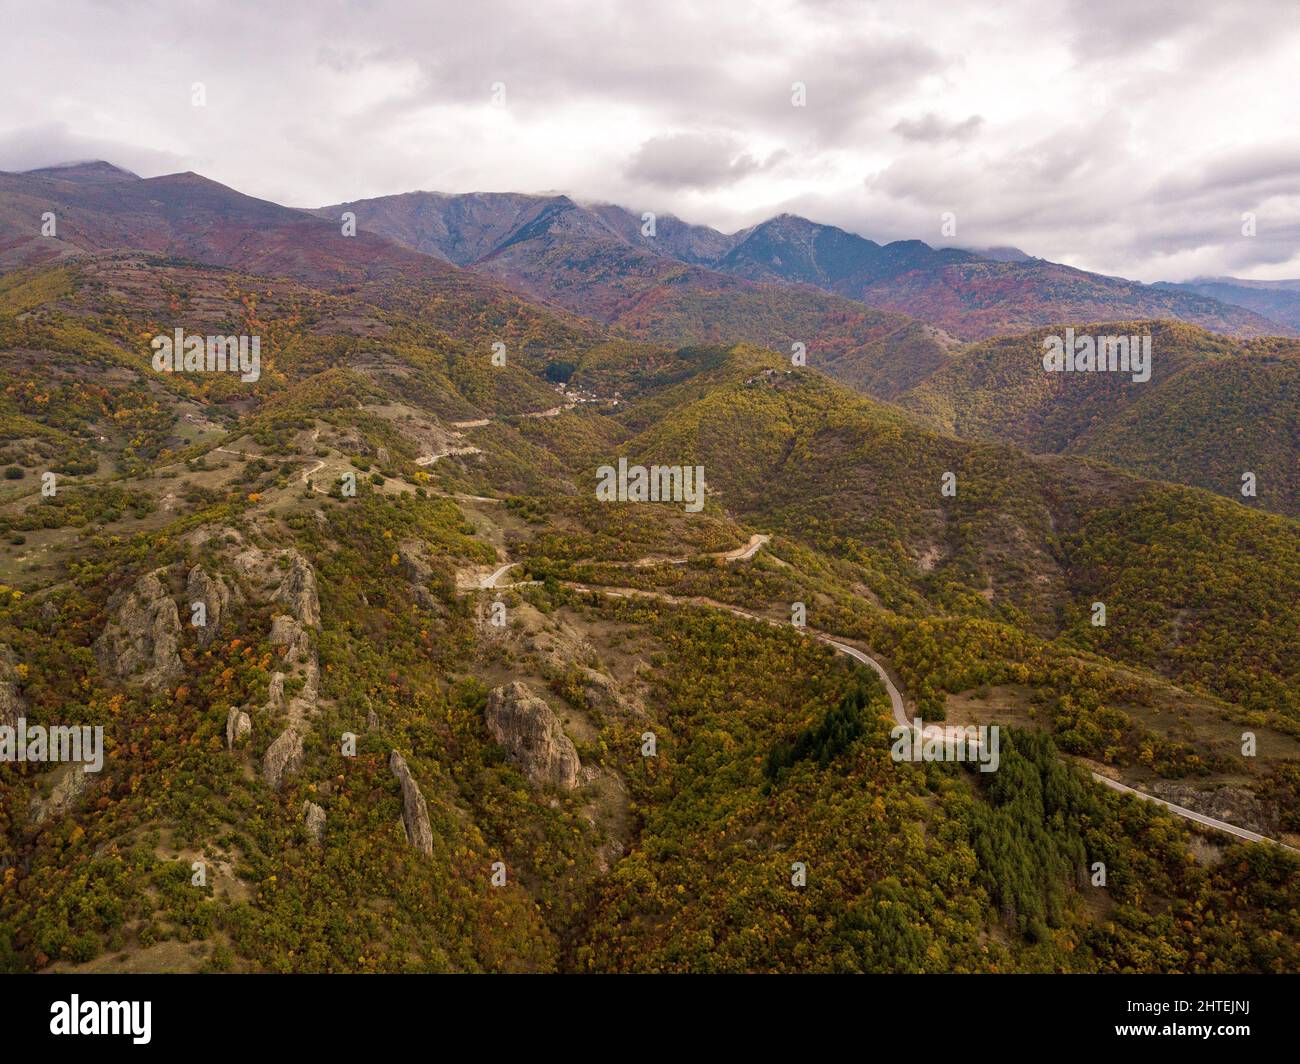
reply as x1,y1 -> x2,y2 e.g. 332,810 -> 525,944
560,583 -> 1298,853
447,478 -> 1297,854
1090,774 -> 1291,849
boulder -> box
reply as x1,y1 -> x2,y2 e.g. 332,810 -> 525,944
485,681 -> 581,790
389,750 -> 433,854
93,568 -> 182,691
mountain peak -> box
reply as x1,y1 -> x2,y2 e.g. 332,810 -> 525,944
761,212 -> 818,231
19,159 -> 139,182
957,244 -> 1034,263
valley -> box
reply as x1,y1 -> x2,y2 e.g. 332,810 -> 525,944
0,163 -> 1296,977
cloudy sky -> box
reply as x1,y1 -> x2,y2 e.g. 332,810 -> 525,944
2,0 -> 1298,281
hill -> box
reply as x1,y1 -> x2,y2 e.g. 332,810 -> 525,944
0,182 -> 1296,976
898,320 -> 1300,516
1156,277 -> 1300,332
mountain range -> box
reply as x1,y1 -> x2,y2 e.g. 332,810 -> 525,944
0,159 -> 1296,975
314,187 -> 1296,341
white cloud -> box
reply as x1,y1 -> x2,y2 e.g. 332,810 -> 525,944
0,0 -> 1295,280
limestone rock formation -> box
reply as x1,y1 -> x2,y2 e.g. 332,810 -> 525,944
267,672 -> 285,709
185,565 -> 232,648
397,541 -> 433,584
267,619 -> 319,717
269,614 -> 312,662
225,707 -> 251,749
30,763 -> 94,826
398,541 -> 448,616
389,750 -> 433,854
302,800 -> 326,845
275,552 -> 320,627
578,666 -> 644,721
263,727 -> 304,790
410,584 -> 445,615
228,541 -> 319,628
0,642 -> 26,728
485,681 -> 581,790
93,568 -> 182,691
259,557 -> 320,788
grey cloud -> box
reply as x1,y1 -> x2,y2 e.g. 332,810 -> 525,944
893,113 -> 984,142
325,4 -> 946,151
1062,0 -> 1299,62
0,0 -> 1296,281
0,122 -> 186,177
1061,0 -> 1204,54
626,133 -> 786,190
1154,144 -> 1300,203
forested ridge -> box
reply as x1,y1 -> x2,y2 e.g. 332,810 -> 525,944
0,234 -> 1296,975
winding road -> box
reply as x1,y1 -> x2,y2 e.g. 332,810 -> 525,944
552,571 -> 1297,853
827,638 -> 1294,851
416,446 -> 482,466
223,420 -> 1293,856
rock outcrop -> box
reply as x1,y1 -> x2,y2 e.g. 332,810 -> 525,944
225,707 -> 251,749
389,750 -> 433,854
256,551 -> 321,789
577,666 -> 644,721
229,542 -> 318,625
1153,781 -> 1278,837
93,568 -> 182,691
397,541 -> 433,584
185,565 -> 232,648
30,763 -> 94,826
194,532 -> 322,792
263,727 -> 304,790
398,541 -> 448,616
0,643 -> 26,728
302,800 -> 326,845
268,620 -> 319,720
485,681 -> 581,790
274,552 -> 320,627
269,614 -> 312,664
